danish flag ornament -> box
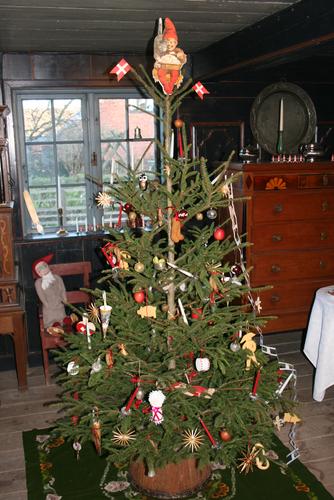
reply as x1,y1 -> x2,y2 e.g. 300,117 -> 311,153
109,58 -> 131,81
192,81 -> 209,100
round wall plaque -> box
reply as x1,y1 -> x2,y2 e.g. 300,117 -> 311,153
250,82 -> 317,154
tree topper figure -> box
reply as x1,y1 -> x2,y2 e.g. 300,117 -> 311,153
152,18 -> 187,95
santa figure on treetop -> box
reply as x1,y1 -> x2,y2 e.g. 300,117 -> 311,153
152,17 -> 187,95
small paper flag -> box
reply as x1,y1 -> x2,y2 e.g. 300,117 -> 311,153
192,81 -> 209,100
109,58 -> 131,81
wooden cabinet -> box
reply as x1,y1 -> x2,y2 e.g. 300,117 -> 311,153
0,107 -> 27,390
230,161 -> 334,333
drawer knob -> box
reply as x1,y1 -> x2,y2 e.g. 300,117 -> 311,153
271,294 -> 280,303
273,203 -> 283,213
320,231 -> 328,240
320,260 -> 326,269
322,200 -> 329,211
271,264 -> 281,273
272,234 -> 283,242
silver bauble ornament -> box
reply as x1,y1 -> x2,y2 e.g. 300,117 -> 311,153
230,341 -> 241,352
136,387 -> 145,400
206,208 -> 217,219
67,361 -> 80,376
120,406 -> 132,416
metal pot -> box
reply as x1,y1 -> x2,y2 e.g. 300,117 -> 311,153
299,143 -> 325,162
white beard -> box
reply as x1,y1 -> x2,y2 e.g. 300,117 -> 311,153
41,271 -> 56,290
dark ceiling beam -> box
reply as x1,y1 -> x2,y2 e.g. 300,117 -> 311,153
192,0 -> 334,81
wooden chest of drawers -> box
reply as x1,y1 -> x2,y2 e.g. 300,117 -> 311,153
230,161 -> 334,333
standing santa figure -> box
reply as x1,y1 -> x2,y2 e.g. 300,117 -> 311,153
153,17 -> 187,95
33,254 -> 67,330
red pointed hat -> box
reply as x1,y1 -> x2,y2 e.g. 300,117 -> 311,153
163,18 -> 178,42
32,253 -> 54,278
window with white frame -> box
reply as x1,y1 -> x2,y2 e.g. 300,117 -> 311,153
15,90 -> 158,235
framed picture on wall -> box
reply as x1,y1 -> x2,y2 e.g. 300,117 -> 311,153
191,121 -> 244,170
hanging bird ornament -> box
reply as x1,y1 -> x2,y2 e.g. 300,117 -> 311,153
152,18 -> 187,95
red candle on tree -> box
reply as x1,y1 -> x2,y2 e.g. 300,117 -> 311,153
125,386 -> 139,411
252,370 -> 261,396
199,418 -> 217,446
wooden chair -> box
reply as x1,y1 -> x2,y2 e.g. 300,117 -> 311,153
36,261 -> 92,384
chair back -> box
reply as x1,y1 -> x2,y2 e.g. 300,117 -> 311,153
48,261 -> 92,305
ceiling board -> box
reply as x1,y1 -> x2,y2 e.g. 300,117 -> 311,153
0,0 -> 301,53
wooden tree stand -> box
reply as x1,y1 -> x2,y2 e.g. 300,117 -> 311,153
129,458 -> 211,498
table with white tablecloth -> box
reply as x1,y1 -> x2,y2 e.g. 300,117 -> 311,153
304,285 -> 334,402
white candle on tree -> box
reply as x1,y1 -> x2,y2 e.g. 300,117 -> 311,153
110,158 -> 115,185
57,176 -> 62,209
279,98 -> 284,132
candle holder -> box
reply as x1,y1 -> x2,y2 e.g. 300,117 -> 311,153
57,208 -> 68,236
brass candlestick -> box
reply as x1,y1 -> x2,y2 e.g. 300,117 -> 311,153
57,208 -> 68,236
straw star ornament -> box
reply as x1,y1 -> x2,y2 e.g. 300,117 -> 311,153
96,191 -> 112,208
182,428 -> 204,452
112,428 -> 136,446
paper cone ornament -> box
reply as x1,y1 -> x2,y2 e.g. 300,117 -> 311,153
100,305 -> 112,339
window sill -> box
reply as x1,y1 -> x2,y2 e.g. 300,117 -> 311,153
15,230 -> 109,245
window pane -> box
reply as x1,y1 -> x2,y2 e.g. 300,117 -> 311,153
54,99 -> 83,141
22,100 -> 53,142
30,186 -> 58,229
99,99 -> 126,140
26,144 -> 55,186
57,143 -> 85,183
63,186 -> 86,226
128,99 -> 155,139
101,141 -> 128,180
130,141 -> 156,172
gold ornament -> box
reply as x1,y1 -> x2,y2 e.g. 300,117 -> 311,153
220,184 -> 230,197
240,332 -> 259,370
128,211 -> 137,222
195,213 -> 204,221
87,303 -> 101,324
96,191 -> 112,208
283,412 -> 301,424
182,428 -> 204,452
134,262 -> 145,273
254,296 -> 262,313
118,343 -> 128,356
112,427 -> 136,446
164,164 -> 171,176
137,305 -> 157,319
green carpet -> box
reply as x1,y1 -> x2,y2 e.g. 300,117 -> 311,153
23,429 -> 333,500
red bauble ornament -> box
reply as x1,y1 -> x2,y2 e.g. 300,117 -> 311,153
174,118 -> 184,129
231,263 -> 242,276
123,202 -> 133,214
71,415 -> 79,426
176,208 -> 188,221
213,227 -> 225,241
133,290 -> 145,303
76,321 -> 86,333
191,308 -> 203,320
219,429 -> 232,442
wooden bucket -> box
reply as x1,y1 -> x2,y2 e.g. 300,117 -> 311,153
129,458 -> 211,499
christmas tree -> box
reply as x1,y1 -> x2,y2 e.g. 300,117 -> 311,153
54,18 -> 296,497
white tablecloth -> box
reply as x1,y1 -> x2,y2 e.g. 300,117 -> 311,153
304,285 -> 334,401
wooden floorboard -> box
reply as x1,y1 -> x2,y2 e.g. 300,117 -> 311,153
0,331 -> 333,497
